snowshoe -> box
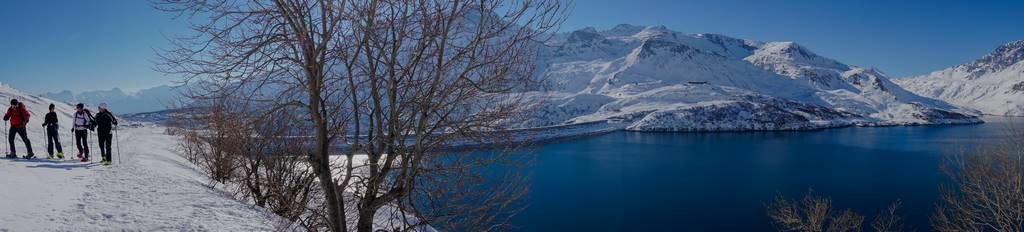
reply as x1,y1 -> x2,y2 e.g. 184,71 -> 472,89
77,153 -> 83,159
101,160 -> 111,166
56,152 -> 64,159
23,154 -> 35,159
80,157 -> 89,162
6,154 -> 18,159
46,155 -> 53,160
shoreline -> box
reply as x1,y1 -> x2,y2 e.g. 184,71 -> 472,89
439,116 -> 989,151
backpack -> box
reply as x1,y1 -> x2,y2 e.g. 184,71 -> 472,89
86,111 -> 96,131
75,110 -> 96,131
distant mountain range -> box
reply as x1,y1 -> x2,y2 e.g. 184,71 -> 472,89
42,85 -> 183,114
520,24 -> 979,131
896,40 -> 1024,116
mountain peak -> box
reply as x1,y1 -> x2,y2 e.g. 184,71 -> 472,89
566,28 -> 602,43
610,23 -> 642,31
982,39 -> 1024,62
956,39 -> 1024,78
755,42 -> 836,65
602,24 -> 646,37
995,39 -> 1024,51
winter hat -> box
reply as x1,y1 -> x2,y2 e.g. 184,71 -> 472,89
99,103 -> 108,110
76,103 -> 84,109
10,99 -> 17,105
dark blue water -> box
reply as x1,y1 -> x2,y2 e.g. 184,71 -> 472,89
515,117 -> 1023,231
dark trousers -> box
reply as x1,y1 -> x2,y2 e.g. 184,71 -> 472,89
75,130 -> 89,158
8,127 -> 33,155
98,131 -> 113,162
46,127 -> 63,155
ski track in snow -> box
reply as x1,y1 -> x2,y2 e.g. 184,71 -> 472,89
0,126 -> 288,231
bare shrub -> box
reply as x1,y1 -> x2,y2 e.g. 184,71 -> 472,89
173,99 -> 327,230
175,102 -> 243,183
871,200 -> 904,232
767,191 -> 904,232
932,129 -> 1024,232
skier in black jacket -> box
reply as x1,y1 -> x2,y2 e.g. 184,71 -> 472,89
41,104 -> 64,159
94,103 -> 118,165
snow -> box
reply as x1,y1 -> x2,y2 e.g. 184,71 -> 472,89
0,125 -> 291,231
896,40 -> 1024,116
526,25 -> 981,131
0,83 -> 290,231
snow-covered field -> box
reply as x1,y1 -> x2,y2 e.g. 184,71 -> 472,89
0,125 -> 290,231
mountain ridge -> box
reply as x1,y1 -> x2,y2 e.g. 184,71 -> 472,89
525,25 -> 979,131
896,39 -> 1024,116
42,85 -> 182,114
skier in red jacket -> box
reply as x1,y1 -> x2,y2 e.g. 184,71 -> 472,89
3,99 -> 35,159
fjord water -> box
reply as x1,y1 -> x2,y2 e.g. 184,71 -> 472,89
516,117 -> 1023,231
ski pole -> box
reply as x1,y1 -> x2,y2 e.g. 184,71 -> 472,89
3,115 -> 7,157
43,124 -> 47,158
2,97 -> 5,157
115,126 -> 120,165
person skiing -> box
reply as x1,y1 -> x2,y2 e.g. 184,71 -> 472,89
72,103 -> 95,162
3,99 -> 34,159
94,103 -> 118,165
42,103 -> 65,160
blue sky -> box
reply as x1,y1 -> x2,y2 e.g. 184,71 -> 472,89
0,0 -> 188,94
1,0 -> 1023,94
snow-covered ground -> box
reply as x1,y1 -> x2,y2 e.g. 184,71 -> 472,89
0,125 -> 290,231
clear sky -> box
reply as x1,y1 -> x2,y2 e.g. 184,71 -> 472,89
1,0 -> 1023,94
0,0 -> 190,94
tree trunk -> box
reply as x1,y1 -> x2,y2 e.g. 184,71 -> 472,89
356,206 -> 375,232
309,75 -> 346,232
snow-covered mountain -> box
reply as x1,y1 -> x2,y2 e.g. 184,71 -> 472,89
43,85 -> 182,114
523,25 -> 979,131
895,40 -> 1024,116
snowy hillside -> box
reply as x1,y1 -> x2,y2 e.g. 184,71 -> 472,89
525,25 -> 979,131
895,40 -> 1024,116
0,82 -> 77,147
0,83 -> 292,231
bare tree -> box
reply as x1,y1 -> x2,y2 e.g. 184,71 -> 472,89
155,0 -> 568,231
932,129 -> 1024,232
